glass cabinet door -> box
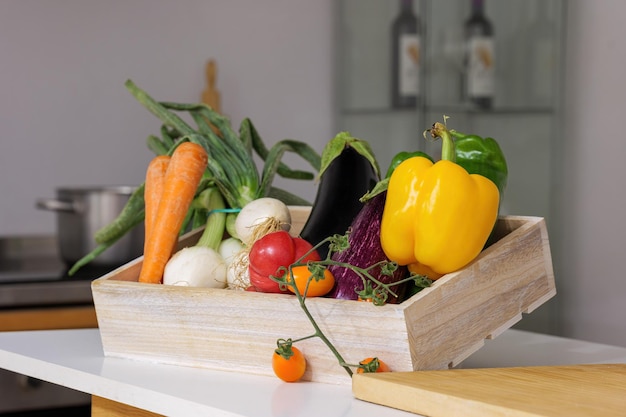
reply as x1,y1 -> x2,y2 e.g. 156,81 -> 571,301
335,0 -> 565,334
335,0 -> 426,176
336,0 -> 564,219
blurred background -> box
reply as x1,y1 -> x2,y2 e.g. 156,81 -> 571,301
1,0 -> 625,350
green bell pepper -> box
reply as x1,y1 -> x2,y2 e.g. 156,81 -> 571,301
450,130 -> 508,200
385,151 -> 433,178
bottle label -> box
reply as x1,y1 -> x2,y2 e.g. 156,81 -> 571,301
398,34 -> 420,97
467,36 -> 495,97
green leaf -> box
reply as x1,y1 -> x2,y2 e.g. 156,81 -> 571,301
318,132 -> 380,180
146,135 -> 169,156
267,187 -> 312,206
360,178 -> 389,202
243,118 -> 320,180
259,139 -> 322,198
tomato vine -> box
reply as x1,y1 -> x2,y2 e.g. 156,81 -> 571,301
271,230 -> 432,377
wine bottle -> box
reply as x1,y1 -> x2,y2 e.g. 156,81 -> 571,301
391,0 -> 421,109
463,0 -> 495,109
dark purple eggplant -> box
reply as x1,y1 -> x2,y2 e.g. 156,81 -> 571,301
299,133 -> 379,258
327,191 -> 408,302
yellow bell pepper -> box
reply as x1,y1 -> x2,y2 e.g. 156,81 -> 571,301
380,121 -> 499,275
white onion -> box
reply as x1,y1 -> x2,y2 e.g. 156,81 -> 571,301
225,250 -> 250,290
217,237 -> 248,290
234,197 -> 291,246
218,237 -> 244,264
163,246 -> 227,288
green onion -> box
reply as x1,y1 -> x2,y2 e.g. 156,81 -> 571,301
69,80 -> 322,273
193,187 -> 227,250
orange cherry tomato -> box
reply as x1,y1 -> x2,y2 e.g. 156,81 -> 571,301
357,357 -> 391,373
272,346 -> 306,382
287,265 -> 335,297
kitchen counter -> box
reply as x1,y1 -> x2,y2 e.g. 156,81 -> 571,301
0,328 -> 626,417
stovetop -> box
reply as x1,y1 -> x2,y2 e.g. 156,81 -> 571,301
0,235 -> 120,308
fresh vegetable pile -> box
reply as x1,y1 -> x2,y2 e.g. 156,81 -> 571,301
72,81 -> 508,382
68,80 -> 320,276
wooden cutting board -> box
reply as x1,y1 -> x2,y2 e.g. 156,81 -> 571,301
352,364 -> 626,417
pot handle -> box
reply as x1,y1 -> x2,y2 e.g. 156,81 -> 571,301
35,198 -> 79,213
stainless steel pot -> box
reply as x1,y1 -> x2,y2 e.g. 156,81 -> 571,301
36,186 -> 144,266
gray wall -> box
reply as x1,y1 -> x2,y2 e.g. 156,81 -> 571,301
2,0 -> 626,348
0,0 -> 334,236
558,0 -> 626,346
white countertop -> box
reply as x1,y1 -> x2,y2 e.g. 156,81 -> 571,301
1,328 -> 626,417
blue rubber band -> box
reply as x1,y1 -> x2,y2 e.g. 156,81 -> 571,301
207,208 -> 241,215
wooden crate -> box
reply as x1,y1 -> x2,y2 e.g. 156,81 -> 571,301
92,210 -> 555,385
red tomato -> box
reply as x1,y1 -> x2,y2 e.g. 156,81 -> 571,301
249,231 -> 295,277
357,357 -> 391,373
248,232 -> 320,294
248,267 -> 285,293
249,231 -> 296,293
272,346 -> 306,382
287,265 -> 335,297
292,237 -> 321,263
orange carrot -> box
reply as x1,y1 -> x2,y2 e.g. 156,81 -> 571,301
143,155 -> 171,251
138,142 -> 208,284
